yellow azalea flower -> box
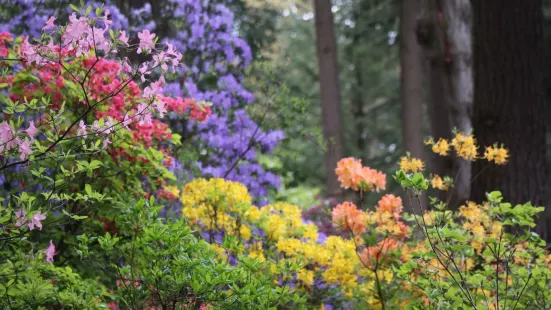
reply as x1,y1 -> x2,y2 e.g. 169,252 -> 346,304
459,201 -> 482,222
239,225 -> 251,240
249,242 -> 265,262
269,264 -> 278,275
462,258 -> 475,272
484,146 -> 509,165
421,211 -> 436,226
431,175 -> 448,191
451,133 -> 478,160
297,268 -> 314,287
244,206 -> 261,222
303,225 -> 319,241
164,185 -> 180,197
344,290 -> 354,299
464,222 -> 485,237
488,221 -> 503,238
210,244 -> 227,260
399,156 -> 424,172
471,238 -> 484,253
431,138 -> 450,156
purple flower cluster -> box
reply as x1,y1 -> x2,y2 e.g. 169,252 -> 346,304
1,0 -> 283,198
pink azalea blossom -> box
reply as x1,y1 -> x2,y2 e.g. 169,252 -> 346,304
25,121 -> 38,140
21,37 -> 46,64
18,140 -> 32,160
103,118 -> 114,135
155,100 -> 167,118
102,138 -> 112,149
152,52 -> 168,71
91,27 -> 110,54
118,30 -> 129,45
77,120 -> 87,138
64,13 -> 88,43
143,77 -> 164,99
137,104 -> 152,125
43,240 -> 56,263
43,16 -> 56,30
102,9 -> 113,29
28,211 -> 46,231
15,209 -> 26,227
0,121 -> 13,144
137,29 -> 156,53
120,57 -> 132,73
122,114 -> 133,129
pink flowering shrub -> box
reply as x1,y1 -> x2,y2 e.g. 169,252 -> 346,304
0,5 -> 274,308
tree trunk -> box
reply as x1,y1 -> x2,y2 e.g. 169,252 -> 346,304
313,0 -> 345,197
471,0 -> 549,239
442,0 -> 473,209
417,0 -> 473,209
400,0 -> 427,213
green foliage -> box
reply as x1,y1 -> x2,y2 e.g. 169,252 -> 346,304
0,252 -> 109,309
77,198 -> 303,309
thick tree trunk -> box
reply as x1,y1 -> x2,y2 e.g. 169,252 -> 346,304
471,0 -> 549,239
417,0 -> 473,209
400,0 -> 426,213
314,0 -> 345,196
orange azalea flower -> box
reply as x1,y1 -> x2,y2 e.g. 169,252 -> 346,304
335,157 -> 386,192
395,221 -> 409,239
361,166 -> 386,192
376,194 -> 403,219
335,157 -> 364,190
332,202 -> 366,235
359,238 -> 400,269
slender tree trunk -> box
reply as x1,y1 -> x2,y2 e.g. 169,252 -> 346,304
442,0 -> 473,209
314,0 -> 345,196
471,0 -> 549,239
400,0 -> 426,213
417,0 -> 472,209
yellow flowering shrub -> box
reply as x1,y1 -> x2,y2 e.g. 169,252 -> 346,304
180,177 -> 414,308
394,132 -> 551,309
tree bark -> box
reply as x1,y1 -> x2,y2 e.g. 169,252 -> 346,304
471,0 -> 549,239
417,0 -> 473,209
313,0 -> 345,196
400,0 -> 427,213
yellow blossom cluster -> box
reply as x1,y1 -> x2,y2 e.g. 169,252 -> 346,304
430,138 -> 450,156
430,175 -> 449,191
451,133 -> 478,160
459,201 -> 502,254
258,202 -> 319,241
426,132 -> 509,165
483,145 -> 510,165
181,178 -> 254,239
399,156 -> 424,172
274,235 -> 361,291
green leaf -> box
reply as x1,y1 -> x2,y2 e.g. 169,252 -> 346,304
85,184 -> 92,196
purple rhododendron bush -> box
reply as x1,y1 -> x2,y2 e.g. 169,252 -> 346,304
2,2 -> 551,310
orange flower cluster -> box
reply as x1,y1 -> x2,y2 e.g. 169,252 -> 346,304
376,194 -> 403,220
332,202 -> 367,235
371,194 -> 409,239
359,238 -> 401,269
335,157 -> 386,192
